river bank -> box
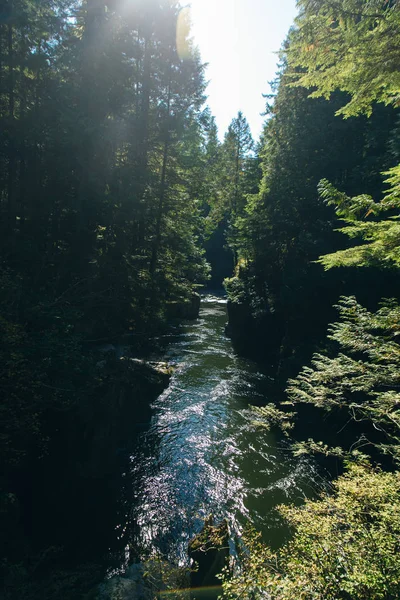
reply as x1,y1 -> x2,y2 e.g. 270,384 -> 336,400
2,295 -> 326,600
1,349 -> 172,600
94,294 -> 325,598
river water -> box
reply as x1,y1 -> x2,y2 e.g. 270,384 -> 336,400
122,294 -> 324,566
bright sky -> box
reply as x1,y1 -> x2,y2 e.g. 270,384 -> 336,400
188,0 -> 298,141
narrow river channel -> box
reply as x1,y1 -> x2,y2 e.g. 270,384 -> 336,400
122,294 -> 324,566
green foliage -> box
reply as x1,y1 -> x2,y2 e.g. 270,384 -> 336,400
287,296 -> 400,461
251,403 -> 295,433
0,0 -> 211,335
204,111 -> 257,267
0,1 -> 214,595
318,165 -> 400,269
0,267 -> 97,472
224,5 -> 400,597
222,464 -> 400,600
96,559 -> 190,600
291,439 -> 347,458
287,0 -> 400,118
224,3 -> 400,600
223,271 -> 248,304
223,54 -> 395,364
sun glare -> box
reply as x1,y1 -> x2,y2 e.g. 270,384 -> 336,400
187,0 -> 298,139
177,7 -> 192,61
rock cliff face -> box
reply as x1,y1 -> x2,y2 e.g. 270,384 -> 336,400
188,516 -> 230,591
80,357 -> 172,478
225,300 -> 254,339
1,354 -> 173,600
166,292 -> 201,320
95,559 -> 190,600
94,517 -> 231,600
226,299 -> 283,362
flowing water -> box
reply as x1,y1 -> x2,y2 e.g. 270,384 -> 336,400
122,294 -> 325,566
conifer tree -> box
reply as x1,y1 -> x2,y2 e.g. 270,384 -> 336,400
283,0 -> 400,451
217,111 -> 254,265
224,4 -> 400,596
224,53 -> 396,367
0,3 -> 213,592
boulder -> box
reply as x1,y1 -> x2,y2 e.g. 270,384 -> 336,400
226,299 -> 283,361
189,516 -> 230,591
166,292 -> 201,320
95,560 -> 190,600
121,357 -> 172,389
96,564 -> 150,600
78,357 -> 172,479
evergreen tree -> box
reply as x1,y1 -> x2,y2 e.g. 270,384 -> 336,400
0,2 -> 214,594
287,0 -> 400,118
226,3 -> 400,598
225,53 -> 396,370
287,296 -> 400,462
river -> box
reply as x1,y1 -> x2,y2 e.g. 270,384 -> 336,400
116,294 -> 324,569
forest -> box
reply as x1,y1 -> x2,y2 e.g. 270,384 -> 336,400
1,0 -> 400,599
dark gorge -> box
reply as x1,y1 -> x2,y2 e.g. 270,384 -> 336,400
2,0 -> 400,598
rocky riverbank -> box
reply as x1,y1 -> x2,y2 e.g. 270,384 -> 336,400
1,352 -> 172,600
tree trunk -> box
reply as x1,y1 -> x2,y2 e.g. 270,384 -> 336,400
7,19 -> 15,227
149,130 -> 170,275
149,74 -> 172,276
131,29 -> 152,253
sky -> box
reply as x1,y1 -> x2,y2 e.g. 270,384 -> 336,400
188,0 -> 299,141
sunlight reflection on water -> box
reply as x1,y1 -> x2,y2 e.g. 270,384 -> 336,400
125,294 -> 324,564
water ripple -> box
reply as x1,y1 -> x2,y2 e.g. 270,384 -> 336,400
124,295 -> 323,562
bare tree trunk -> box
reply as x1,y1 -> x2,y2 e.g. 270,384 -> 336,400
149,81 -> 171,276
149,130 -> 170,275
19,91 -> 26,232
232,136 -> 241,267
7,18 -> 15,227
131,29 -> 152,253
